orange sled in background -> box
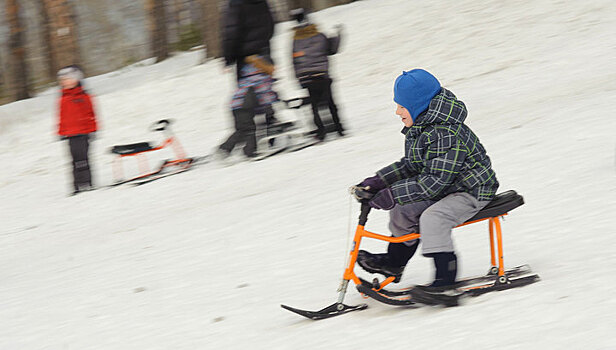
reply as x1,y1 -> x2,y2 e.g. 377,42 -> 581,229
109,119 -> 206,186
281,189 -> 540,320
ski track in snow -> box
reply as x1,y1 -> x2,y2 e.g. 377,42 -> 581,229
1,0 -> 615,349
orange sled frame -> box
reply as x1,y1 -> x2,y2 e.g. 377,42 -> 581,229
281,190 -> 540,320
110,119 -> 193,185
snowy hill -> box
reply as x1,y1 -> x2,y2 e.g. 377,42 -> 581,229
1,0 -> 615,349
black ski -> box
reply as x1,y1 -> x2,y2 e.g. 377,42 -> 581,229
355,284 -> 417,306
356,265 -> 539,306
359,264 -> 533,298
462,274 -> 541,297
281,302 -> 368,320
132,167 -> 191,185
111,156 -> 209,187
133,156 -> 209,185
406,286 -> 460,307
286,139 -> 321,152
358,274 -> 540,307
251,146 -> 290,161
252,139 -> 321,161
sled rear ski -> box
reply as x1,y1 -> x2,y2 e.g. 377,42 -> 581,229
281,190 -> 540,320
109,119 -> 203,186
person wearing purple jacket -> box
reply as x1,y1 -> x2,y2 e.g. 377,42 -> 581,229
290,8 -> 345,140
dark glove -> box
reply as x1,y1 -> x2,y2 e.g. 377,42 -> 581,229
369,188 -> 396,210
358,175 -> 386,193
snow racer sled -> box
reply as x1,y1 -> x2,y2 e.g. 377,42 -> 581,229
281,189 -> 540,320
252,97 -> 341,161
109,119 -> 207,186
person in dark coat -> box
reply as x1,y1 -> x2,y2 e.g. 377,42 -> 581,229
354,69 -> 499,301
291,8 -> 345,140
222,0 -> 275,82
217,0 -> 277,160
57,65 -> 98,195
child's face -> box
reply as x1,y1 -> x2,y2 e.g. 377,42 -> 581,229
59,77 -> 79,89
396,104 -> 413,127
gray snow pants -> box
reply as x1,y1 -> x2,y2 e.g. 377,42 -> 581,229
388,192 -> 491,255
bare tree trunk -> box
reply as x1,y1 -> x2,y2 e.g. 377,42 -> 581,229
0,50 -> 6,100
200,0 -> 221,60
41,0 -> 82,75
169,0 -> 182,46
146,0 -> 169,62
6,0 -> 30,101
38,1 -> 55,80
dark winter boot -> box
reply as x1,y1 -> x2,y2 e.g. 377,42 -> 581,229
357,242 -> 417,283
428,252 -> 458,289
335,125 -> 345,137
356,251 -> 403,282
409,252 -> 460,307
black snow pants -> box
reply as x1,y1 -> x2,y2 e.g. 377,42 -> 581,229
67,134 -> 92,191
219,87 -> 258,157
305,77 -> 344,140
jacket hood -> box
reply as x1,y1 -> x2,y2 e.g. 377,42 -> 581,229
293,24 -> 319,40
413,88 -> 467,126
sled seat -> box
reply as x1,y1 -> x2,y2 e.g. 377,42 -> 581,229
465,190 -> 524,223
110,142 -> 153,155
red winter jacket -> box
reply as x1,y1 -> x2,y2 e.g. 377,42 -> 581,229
57,86 -> 97,136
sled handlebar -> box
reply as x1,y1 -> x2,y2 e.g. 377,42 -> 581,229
151,119 -> 172,132
349,185 -> 374,226
358,202 -> 371,226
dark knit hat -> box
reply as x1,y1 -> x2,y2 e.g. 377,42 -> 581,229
290,8 -> 307,24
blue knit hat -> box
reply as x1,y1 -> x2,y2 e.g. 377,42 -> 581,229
393,69 -> 441,121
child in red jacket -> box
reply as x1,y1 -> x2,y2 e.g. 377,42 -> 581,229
57,65 -> 97,195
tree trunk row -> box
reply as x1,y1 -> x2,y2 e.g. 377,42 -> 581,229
3,0 -> 353,103
4,0 -> 81,102
5,0 -> 30,100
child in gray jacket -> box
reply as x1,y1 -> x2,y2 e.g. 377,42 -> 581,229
291,8 -> 345,140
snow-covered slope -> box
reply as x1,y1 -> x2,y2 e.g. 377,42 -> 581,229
1,0 -> 615,349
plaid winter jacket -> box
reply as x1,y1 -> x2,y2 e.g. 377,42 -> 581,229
376,88 -> 499,204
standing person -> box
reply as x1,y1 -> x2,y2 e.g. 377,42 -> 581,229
57,65 -> 97,195
354,69 -> 499,304
217,56 -> 277,159
222,0 -> 275,82
217,0 -> 277,160
290,8 -> 345,141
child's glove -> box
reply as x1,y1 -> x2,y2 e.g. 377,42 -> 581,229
358,175 -> 386,193
369,188 -> 396,210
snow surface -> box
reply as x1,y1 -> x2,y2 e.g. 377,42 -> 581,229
1,0 -> 616,348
